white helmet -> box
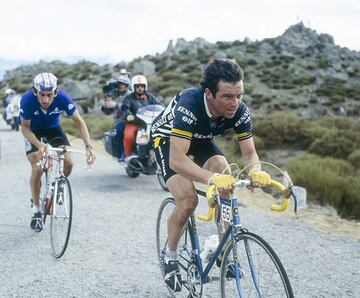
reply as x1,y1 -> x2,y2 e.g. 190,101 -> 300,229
33,72 -> 58,92
5,88 -> 15,95
131,74 -> 148,91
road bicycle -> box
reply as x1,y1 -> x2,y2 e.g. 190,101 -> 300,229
36,143 -> 90,258
156,163 -> 297,297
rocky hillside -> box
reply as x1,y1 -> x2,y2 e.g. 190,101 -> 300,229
1,22 -> 360,119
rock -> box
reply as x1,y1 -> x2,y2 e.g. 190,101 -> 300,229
60,80 -> 91,99
131,60 -> 156,76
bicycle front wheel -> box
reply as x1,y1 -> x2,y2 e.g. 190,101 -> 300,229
220,232 -> 293,298
50,177 -> 73,258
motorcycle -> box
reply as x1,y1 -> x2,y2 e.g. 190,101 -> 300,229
103,104 -> 168,191
5,94 -> 21,131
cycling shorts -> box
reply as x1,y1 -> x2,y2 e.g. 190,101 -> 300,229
154,138 -> 224,183
24,126 -> 70,155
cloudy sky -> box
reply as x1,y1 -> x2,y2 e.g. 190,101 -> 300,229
0,0 -> 359,64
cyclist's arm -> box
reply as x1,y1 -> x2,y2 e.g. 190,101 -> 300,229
169,136 -> 213,184
70,111 -> 92,147
20,117 -> 46,151
238,137 -> 261,171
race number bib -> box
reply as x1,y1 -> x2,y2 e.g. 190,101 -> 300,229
221,203 -> 232,223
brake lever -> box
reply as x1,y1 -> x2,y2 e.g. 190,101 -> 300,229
289,187 -> 298,214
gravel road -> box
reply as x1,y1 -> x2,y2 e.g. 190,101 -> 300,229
0,119 -> 359,298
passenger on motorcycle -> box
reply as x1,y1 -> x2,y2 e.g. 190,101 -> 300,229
101,69 -> 131,118
119,74 -> 161,158
101,71 -> 131,160
20,72 -> 96,232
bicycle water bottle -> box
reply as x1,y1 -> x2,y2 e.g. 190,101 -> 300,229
200,234 -> 219,262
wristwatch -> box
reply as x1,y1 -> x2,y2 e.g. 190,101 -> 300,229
85,144 -> 93,150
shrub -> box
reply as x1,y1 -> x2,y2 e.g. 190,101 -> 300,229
62,115 -> 113,139
286,154 -> 360,219
161,71 -> 184,81
348,149 -> 360,169
252,111 -> 316,148
158,86 -> 183,98
308,130 -> 360,159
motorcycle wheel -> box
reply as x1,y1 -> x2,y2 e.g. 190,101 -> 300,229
125,166 -> 140,178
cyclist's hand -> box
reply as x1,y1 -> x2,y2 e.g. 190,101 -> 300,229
208,173 -> 236,191
37,143 -> 48,157
85,146 -> 96,165
249,170 -> 271,188
126,114 -> 135,121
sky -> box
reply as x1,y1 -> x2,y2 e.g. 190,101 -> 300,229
0,0 -> 359,65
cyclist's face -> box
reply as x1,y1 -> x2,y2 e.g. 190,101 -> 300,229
36,90 -> 56,109
207,80 -> 243,119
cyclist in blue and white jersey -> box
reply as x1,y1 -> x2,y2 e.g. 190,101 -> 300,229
151,59 -> 271,292
20,72 -> 96,232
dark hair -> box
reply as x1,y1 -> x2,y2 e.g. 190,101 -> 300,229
200,59 -> 244,97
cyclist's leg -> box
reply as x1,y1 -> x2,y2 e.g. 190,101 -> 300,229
154,139 -> 197,292
26,151 -> 43,207
48,126 -> 72,176
166,174 -> 198,251
192,141 -> 231,264
63,153 -> 73,177
25,139 -> 44,231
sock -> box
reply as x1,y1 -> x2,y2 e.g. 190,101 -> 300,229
165,247 -> 178,261
32,204 -> 40,213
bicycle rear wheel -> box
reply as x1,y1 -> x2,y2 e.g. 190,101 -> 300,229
50,177 -> 73,258
220,232 -> 293,298
156,197 -> 200,297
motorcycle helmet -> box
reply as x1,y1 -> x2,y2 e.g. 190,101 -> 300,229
115,74 -> 130,87
33,72 -> 58,92
131,74 -> 148,91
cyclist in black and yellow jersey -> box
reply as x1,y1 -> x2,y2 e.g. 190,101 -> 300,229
151,59 -> 271,292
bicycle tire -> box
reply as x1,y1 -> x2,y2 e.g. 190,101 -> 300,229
156,197 -> 199,298
220,232 -> 293,298
50,176 -> 73,258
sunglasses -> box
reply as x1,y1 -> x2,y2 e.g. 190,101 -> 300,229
134,84 -> 145,89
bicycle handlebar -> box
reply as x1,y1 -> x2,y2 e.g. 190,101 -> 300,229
198,177 -> 295,222
36,145 -> 93,168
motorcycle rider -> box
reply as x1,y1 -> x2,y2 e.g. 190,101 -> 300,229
2,88 -> 16,122
120,74 -> 160,158
20,72 -> 96,232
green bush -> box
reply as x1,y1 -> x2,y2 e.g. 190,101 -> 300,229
158,86 -> 183,98
61,115 -> 113,139
252,111 -> 316,148
286,154 -> 360,219
348,149 -> 360,169
308,130 -> 360,159
161,71 -> 184,81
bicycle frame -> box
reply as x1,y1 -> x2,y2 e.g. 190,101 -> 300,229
186,195 -> 243,285
40,146 -> 84,216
